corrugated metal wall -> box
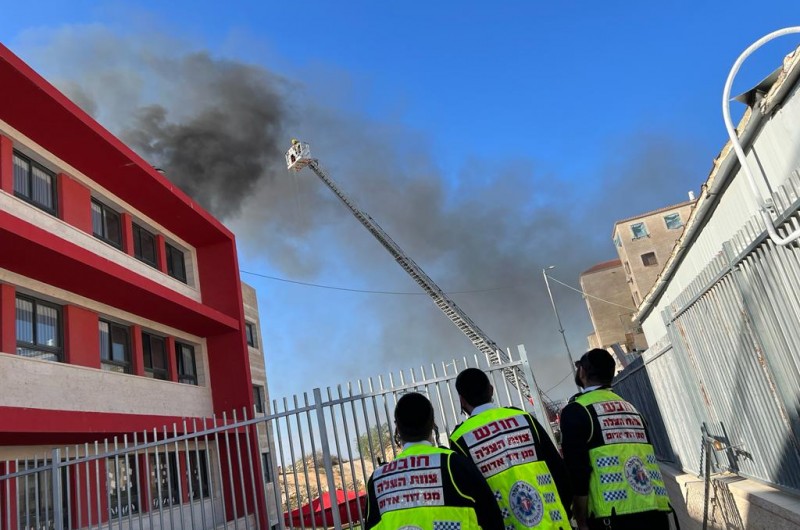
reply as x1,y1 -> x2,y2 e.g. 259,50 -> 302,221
615,172 -> 800,492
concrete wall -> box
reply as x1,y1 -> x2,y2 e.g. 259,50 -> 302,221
661,464 -> 800,530
614,201 -> 694,306
580,261 -> 641,351
241,282 -> 280,527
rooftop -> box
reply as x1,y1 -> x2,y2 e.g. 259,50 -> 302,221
581,258 -> 623,276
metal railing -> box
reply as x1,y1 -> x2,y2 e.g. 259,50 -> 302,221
1,345 -> 548,530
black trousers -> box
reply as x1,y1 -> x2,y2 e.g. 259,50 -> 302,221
588,510 -> 671,530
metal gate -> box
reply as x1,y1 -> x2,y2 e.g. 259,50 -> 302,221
0,345 -> 550,530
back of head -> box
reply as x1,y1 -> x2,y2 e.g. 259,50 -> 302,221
579,348 -> 617,386
455,368 -> 493,407
395,392 -> 434,442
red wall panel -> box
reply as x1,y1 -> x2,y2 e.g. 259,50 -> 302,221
57,172 -> 92,233
130,324 -> 144,376
0,134 -> 12,194
0,283 -> 15,354
64,305 -> 100,368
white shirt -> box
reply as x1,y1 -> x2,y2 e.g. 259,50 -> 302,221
470,402 -> 496,416
581,385 -> 603,393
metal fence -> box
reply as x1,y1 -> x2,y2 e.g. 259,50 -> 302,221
614,172 -> 800,492
0,345 -> 549,530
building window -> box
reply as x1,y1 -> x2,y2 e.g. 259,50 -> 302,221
245,322 -> 257,348
166,243 -> 187,283
13,151 -> 57,215
99,320 -> 131,373
143,332 -> 168,380
262,453 -> 272,483
176,342 -> 198,385
189,450 -> 210,500
641,252 -> 658,267
253,385 -> 265,414
150,453 -> 180,508
91,199 -> 122,248
630,222 -> 649,239
17,461 -> 68,528
613,234 -> 622,248
108,455 -> 139,518
132,223 -> 158,268
664,212 -> 683,230
16,295 -> 62,361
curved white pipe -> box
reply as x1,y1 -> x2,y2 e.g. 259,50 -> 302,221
722,27 -> 800,246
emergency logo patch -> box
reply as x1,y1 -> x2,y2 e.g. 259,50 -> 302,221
624,456 -> 653,495
509,480 -> 544,526
398,527 -> 423,530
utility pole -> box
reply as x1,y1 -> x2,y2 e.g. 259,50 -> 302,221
542,266 -> 578,383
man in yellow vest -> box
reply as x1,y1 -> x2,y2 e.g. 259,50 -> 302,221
364,392 -> 504,530
560,349 -> 672,530
449,368 -> 572,530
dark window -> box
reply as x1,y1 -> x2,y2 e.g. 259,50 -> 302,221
262,453 -> 272,483
613,234 -> 622,248
253,385 -> 265,414
630,222 -> 649,239
189,450 -> 210,500
17,461 -> 68,528
176,342 -> 198,385
245,322 -> 257,348
108,455 -> 139,518
664,212 -> 683,230
143,332 -> 168,380
91,199 -> 122,248
149,453 -> 180,508
13,151 -> 57,215
641,252 -> 658,267
16,295 -> 62,362
132,223 -> 157,268
166,243 -> 187,283
99,320 -> 131,373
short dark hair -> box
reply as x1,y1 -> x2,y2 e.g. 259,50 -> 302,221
455,368 -> 493,407
578,348 -> 616,385
394,392 -> 434,442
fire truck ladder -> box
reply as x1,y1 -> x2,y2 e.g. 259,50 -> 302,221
286,140 -> 531,398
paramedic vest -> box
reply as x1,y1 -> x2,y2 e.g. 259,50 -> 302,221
573,389 -> 671,518
450,407 -> 569,529
367,444 -> 482,530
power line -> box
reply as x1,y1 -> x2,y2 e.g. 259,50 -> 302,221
544,371 -> 574,394
240,269 -> 515,296
547,276 -> 637,311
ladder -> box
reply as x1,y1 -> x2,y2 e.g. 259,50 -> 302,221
286,141 -> 531,399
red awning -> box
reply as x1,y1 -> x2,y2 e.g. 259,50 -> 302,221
283,489 -> 366,529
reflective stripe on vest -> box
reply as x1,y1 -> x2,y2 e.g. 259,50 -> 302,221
574,390 -> 671,518
371,445 -> 482,530
450,407 -> 569,529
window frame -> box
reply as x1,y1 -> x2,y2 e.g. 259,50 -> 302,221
165,243 -> 187,283
245,322 -> 257,348
91,199 -> 123,248
99,319 -> 131,373
630,222 -> 649,239
641,252 -> 658,267
15,294 -> 63,362
176,341 -> 198,385
142,332 -> 169,380
132,223 -> 158,268
12,150 -> 58,216
664,212 -> 683,230
253,385 -> 265,414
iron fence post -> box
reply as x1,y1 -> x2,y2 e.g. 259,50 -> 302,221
51,448 -> 64,530
517,345 -> 557,444
313,387 -> 343,530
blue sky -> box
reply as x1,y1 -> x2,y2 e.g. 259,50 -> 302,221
2,2 -> 799,403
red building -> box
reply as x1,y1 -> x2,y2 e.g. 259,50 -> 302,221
0,44 -> 267,528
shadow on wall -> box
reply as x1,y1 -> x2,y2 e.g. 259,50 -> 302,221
613,356 -> 680,465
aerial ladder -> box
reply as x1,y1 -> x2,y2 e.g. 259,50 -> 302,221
285,140 -> 538,403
